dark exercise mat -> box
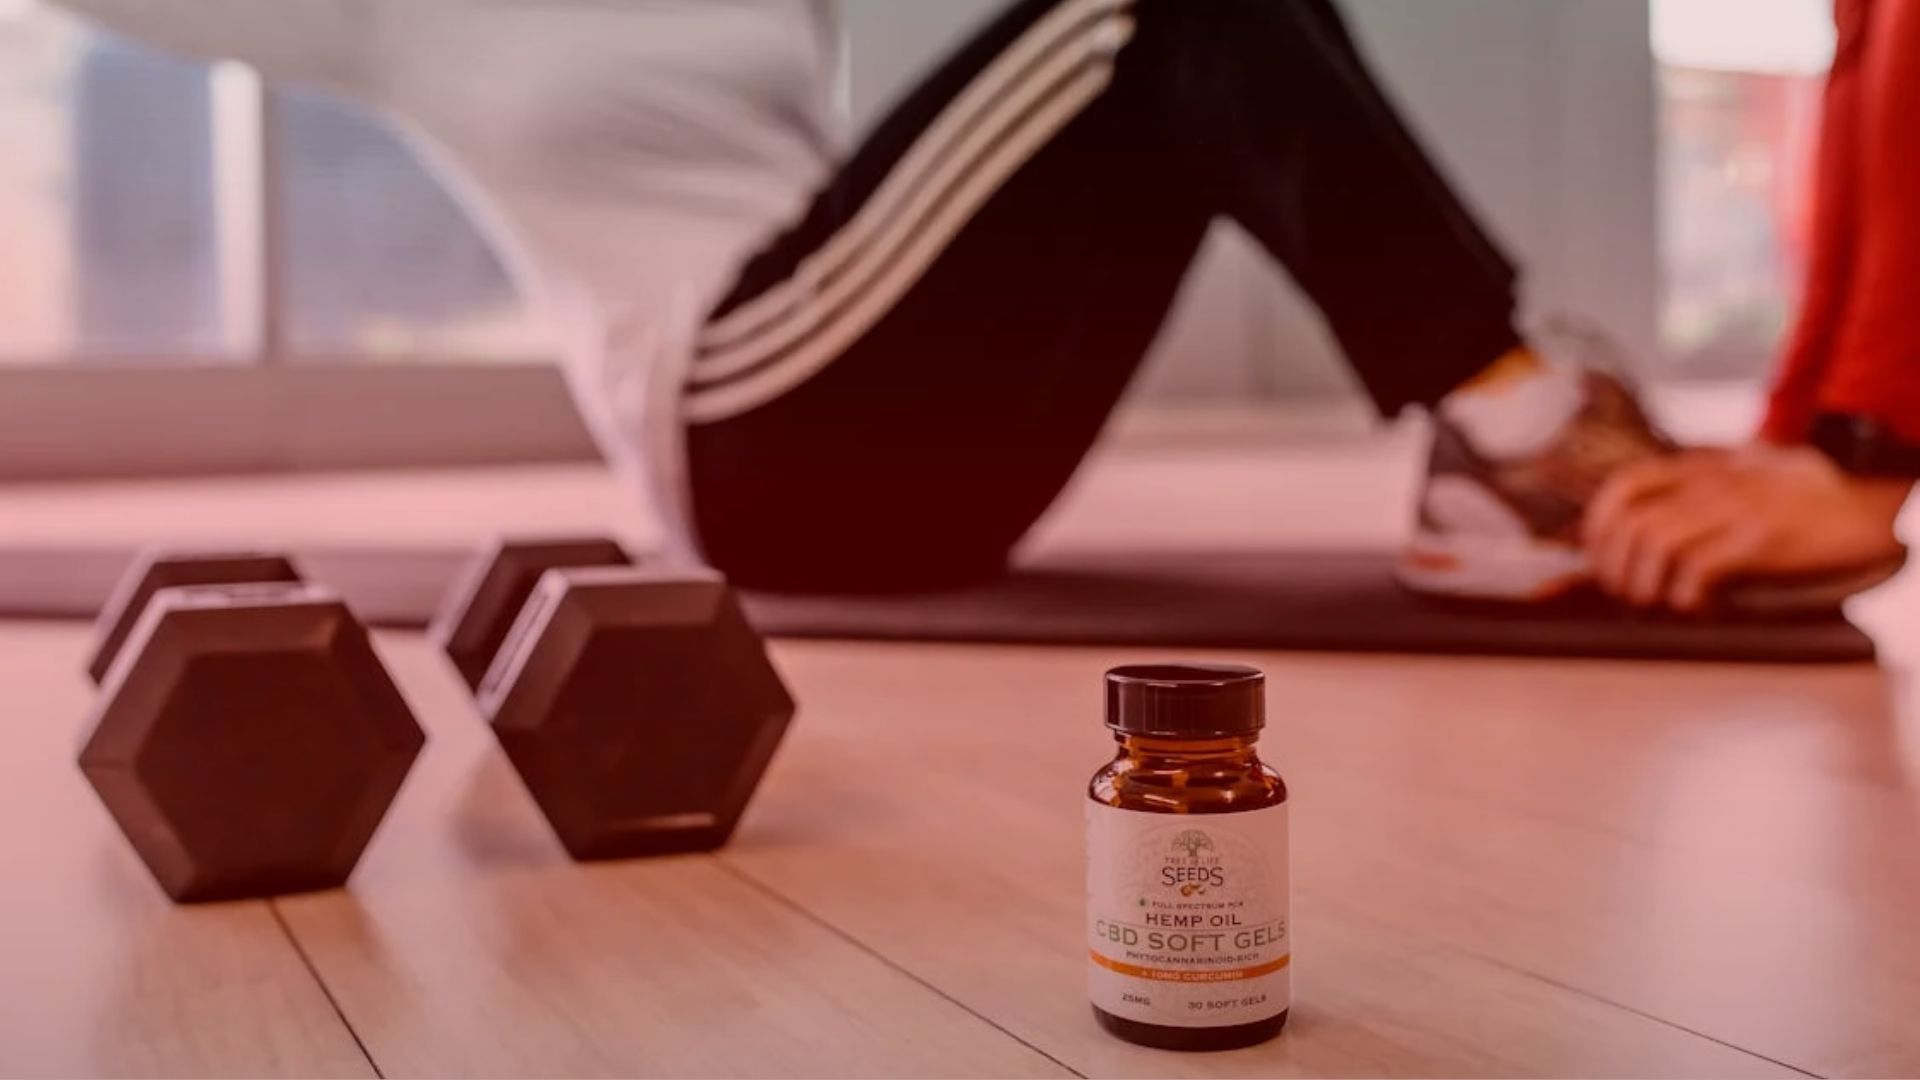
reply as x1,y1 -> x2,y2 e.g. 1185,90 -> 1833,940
739,550 -> 1879,664
0,545 -> 1875,663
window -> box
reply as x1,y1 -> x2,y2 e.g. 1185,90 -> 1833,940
0,0 -> 549,366
0,0 -> 584,477
276,88 -> 547,362
1653,0 -> 1835,379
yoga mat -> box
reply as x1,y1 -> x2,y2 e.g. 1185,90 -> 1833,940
740,550 -> 1879,664
0,545 -> 1876,663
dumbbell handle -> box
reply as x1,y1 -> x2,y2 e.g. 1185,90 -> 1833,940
433,537 -> 638,694
87,551 -> 305,684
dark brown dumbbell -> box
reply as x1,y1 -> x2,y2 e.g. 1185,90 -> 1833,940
434,538 -> 795,860
79,552 -> 425,902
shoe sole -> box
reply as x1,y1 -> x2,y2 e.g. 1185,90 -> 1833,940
1396,532 -> 1590,603
1400,532 -> 1909,615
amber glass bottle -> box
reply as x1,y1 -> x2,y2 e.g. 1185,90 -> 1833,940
1086,664 -> 1290,1051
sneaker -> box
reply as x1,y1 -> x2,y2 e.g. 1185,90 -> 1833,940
1399,370 -> 1910,613
1397,370 -> 1672,604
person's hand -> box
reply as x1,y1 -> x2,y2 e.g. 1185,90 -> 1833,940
1582,443 -> 1910,612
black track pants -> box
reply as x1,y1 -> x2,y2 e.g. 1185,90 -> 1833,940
685,0 -> 1520,591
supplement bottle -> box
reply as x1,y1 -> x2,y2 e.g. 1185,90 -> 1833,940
1086,663 -> 1290,1050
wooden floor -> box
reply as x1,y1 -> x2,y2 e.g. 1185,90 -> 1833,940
2,444 -> 1918,1078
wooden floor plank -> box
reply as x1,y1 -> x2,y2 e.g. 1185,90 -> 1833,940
0,623 -> 375,1079
270,634 -> 1070,1079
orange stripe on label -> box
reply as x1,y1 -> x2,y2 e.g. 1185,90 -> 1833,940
1089,950 -> 1291,983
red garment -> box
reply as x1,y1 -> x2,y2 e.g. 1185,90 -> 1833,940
1766,0 -> 1920,442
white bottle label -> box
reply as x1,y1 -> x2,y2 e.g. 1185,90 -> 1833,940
1085,801 -> 1290,1029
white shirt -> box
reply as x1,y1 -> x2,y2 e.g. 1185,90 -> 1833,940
58,0 -> 847,552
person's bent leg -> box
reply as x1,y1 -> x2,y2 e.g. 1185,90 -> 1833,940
1138,0 -> 1524,415
685,0 -> 1214,591
1115,1 -> 1682,601
684,0 -> 1663,600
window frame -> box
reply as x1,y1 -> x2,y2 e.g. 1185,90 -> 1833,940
0,361 -> 597,481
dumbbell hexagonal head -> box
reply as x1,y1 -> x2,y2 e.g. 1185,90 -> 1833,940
88,550 -> 303,683
432,537 -> 633,691
79,583 -> 425,902
478,566 -> 794,860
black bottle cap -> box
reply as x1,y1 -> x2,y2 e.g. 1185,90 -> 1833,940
1105,663 -> 1265,738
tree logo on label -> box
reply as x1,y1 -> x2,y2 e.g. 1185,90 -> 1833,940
1170,830 -> 1214,859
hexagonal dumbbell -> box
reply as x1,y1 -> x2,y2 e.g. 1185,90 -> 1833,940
79,551 -> 425,902
433,538 -> 795,860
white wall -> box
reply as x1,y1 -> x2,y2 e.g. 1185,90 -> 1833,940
839,0 -> 1658,405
